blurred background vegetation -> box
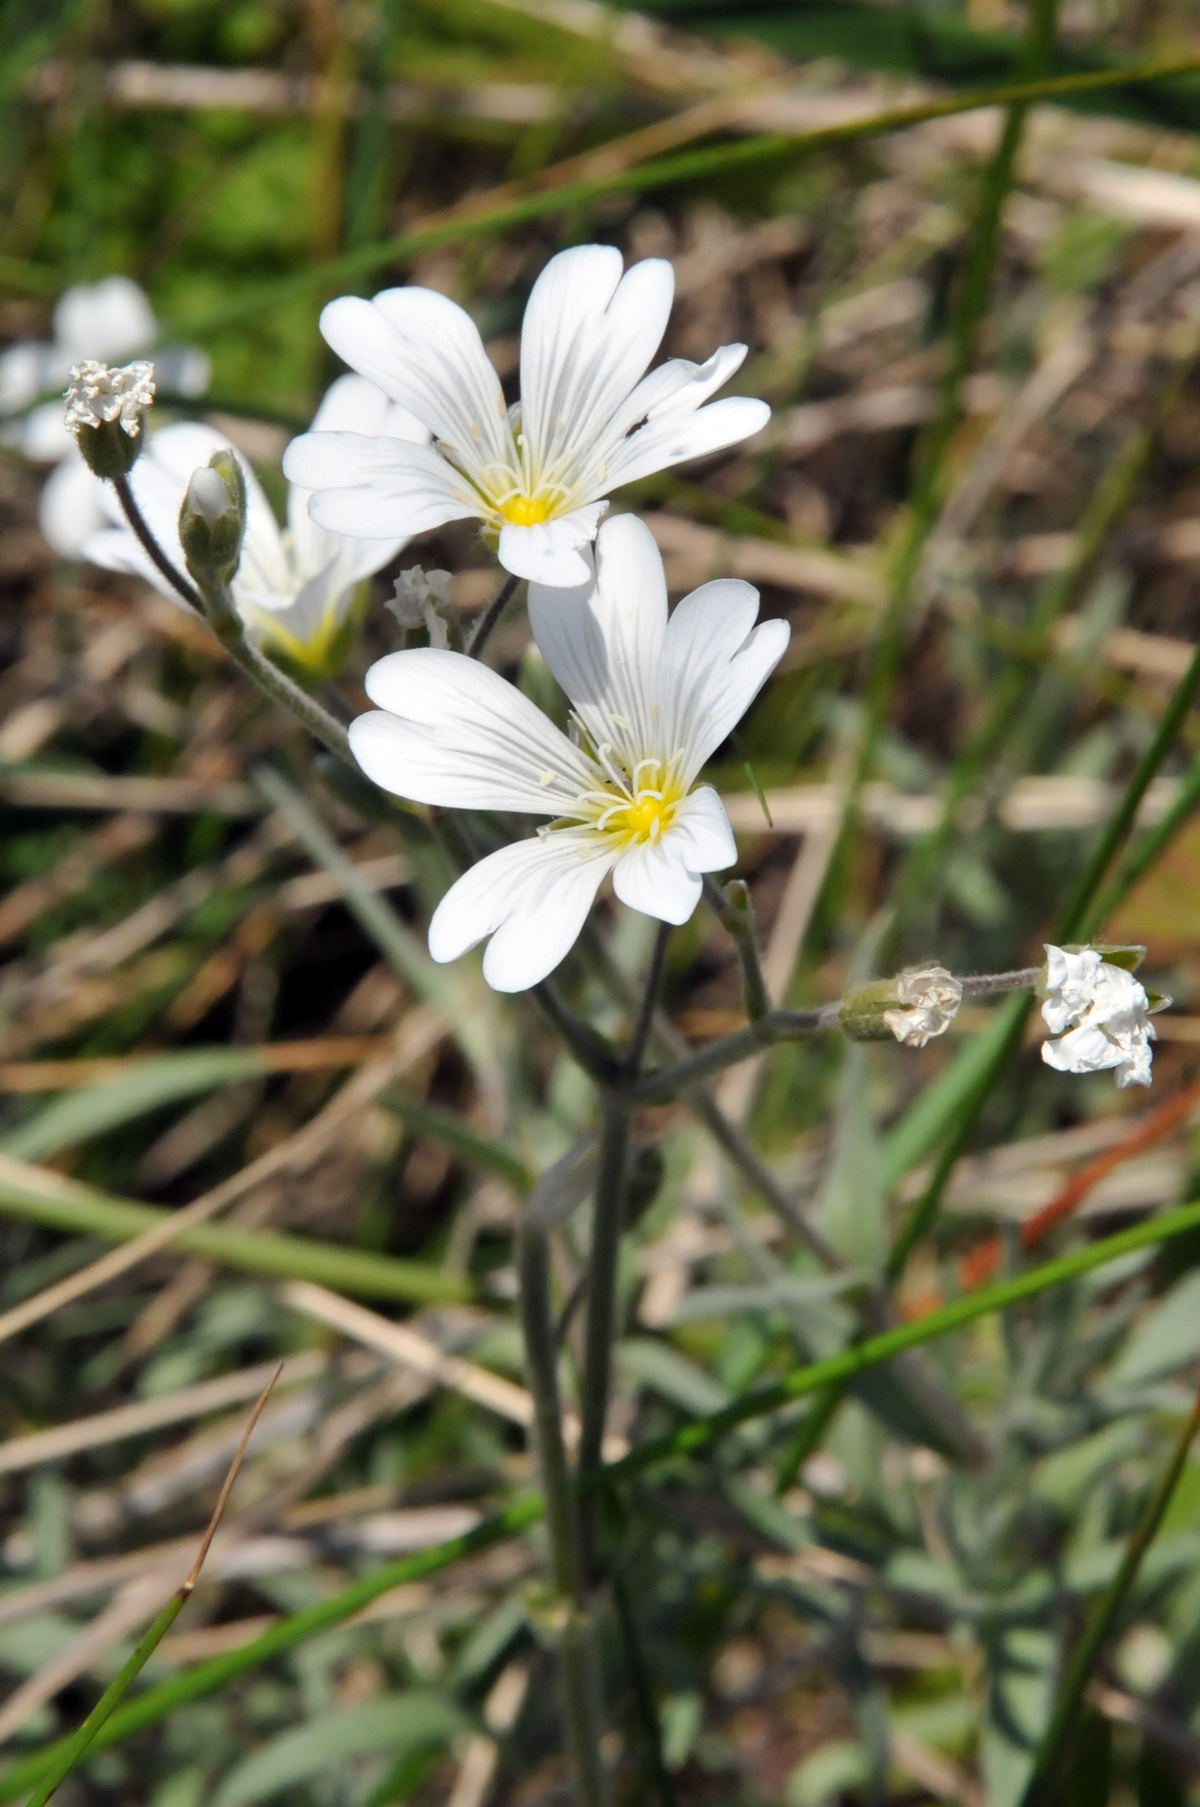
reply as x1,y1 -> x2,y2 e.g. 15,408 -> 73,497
7,2 -> 1200,1804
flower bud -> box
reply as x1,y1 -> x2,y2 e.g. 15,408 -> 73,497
178,449 -> 246,584
64,359 -> 156,477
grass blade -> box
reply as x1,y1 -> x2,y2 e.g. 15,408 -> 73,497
0,1152 -> 470,1305
1019,1380 -> 1200,1806
22,1368 -> 282,1807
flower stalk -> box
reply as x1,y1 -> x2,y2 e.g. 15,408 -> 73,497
106,463 -> 355,768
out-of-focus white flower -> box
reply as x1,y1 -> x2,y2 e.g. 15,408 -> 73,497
64,360 -> 156,438
1040,943 -> 1158,1089
387,566 -> 454,649
884,966 -> 963,1048
282,243 -> 770,588
0,275 -> 210,556
349,514 -> 788,992
83,376 -> 424,676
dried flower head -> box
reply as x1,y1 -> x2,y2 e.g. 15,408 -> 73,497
64,359 -> 156,438
883,966 -> 963,1048
1040,943 -> 1160,1089
388,567 -> 454,649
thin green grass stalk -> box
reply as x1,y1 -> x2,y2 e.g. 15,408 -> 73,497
168,55 -> 1200,339
9,1198 -> 1200,1798
605,1194 -> 1200,1484
0,1498 -> 548,1806
881,372 -> 1175,953
0,1154 -> 469,1304
821,0 -> 1060,947
1019,1381 -> 1200,1807
22,1590 -> 191,1807
23,1368 -> 281,1806
1089,748 -> 1200,930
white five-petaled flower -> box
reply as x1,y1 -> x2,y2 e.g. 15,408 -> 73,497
0,275 -> 209,557
64,360 -> 157,437
1040,944 -> 1158,1089
282,243 -> 770,589
83,376 -> 426,676
349,513 -> 788,991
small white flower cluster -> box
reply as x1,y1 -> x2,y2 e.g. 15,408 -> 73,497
63,359 -> 156,437
884,967 -> 963,1048
1040,944 -> 1159,1089
0,276 -> 209,557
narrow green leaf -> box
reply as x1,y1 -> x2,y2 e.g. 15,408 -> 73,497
0,1154 -> 469,1305
382,1092 -> 532,1191
1020,1384 -> 1200,1805
212,1694 -> 467,1807
22,1590 -> 189,1807
0,1051 -> 265,1163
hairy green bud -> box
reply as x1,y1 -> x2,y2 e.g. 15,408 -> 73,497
178,449 -> 246,585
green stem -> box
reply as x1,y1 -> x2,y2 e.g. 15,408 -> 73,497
578,1098 -> 633,1517
516,1220 -> 610,1806
624,922 -> 671,1077
516,1224 -> 583,1602
111,472 -> 203,612
707,877 -> 771,1021
108,476 -> 354,767
466,572 -> 520,659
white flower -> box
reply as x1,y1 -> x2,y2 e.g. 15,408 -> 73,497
282,243 -> 770,588
884,967 -> 963,1048
83,376 -> 426,675
1040,943 -> 1157,1089
64,360 -> 156,437
0,275 -> 210,557
348,513 -> 788,991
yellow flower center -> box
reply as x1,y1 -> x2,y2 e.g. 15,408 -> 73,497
608,789 -> 675,843
500,491 -> 555,526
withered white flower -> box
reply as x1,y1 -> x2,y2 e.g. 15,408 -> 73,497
884,966 -> 963,1049
83,377 -> 426,676
349,514 -> 788,991
64,359 -> 156,437
282,244 -> 770,588
1040,943 -> 1157,1089
388,566 -> 454,648
0,276 -> 209,556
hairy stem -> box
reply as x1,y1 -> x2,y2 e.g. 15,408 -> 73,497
111,471 -> 203,612
466,572 -> 520,658
109,475 -> 355,767
578,1096 -> 633,1552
